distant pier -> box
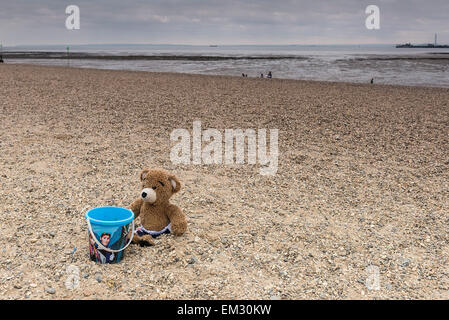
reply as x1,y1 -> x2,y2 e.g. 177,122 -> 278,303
397,33 -> 449,48
396,43 -> 449,49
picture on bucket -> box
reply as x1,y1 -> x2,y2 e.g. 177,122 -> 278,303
89,227 -> 130,264
85,207 -> 135,264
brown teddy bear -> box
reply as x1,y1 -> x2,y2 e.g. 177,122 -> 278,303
129,168 -> 187,246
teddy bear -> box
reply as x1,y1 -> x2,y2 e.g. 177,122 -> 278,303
129,168 -> 187,246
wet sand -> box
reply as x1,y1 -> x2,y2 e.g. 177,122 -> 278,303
0,64 -> 448,299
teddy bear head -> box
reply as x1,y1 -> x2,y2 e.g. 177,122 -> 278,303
139,168 -> 181,206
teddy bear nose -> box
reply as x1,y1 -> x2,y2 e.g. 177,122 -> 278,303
141,188 -> 157,203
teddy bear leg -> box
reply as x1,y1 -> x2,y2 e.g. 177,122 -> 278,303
167,204 -> 187,236
131,233 -> 155,246
171,219 -> 187,236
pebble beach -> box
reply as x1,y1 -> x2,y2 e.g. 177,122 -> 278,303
0,63 -> 448,299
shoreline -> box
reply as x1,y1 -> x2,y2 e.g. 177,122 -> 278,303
2,52 -> 308,61
3,62 -> 449,90
4,51 -> 449,60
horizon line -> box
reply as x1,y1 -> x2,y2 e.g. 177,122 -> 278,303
4,42 -> 399,48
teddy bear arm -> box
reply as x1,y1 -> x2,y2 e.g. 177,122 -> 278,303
129,197 -> 143,220
167,204 -> 187,236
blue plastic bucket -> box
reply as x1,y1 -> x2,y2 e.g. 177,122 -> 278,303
85,207 -> 135,264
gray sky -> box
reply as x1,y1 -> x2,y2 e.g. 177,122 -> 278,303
1,0 -> 448,46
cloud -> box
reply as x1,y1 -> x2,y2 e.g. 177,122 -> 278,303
0,0 -> 448,45
152,15 -> 169,23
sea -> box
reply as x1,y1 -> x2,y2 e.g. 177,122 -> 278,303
3,44 -> 449,88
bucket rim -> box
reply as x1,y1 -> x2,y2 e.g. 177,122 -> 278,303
85,206 -> 134,226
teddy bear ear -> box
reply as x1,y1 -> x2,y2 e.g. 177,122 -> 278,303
140,169 -> 150,181
168,175 -> 181,193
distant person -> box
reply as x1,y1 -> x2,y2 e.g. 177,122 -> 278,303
267,71 -> 272,79
261,73 -> 264,78
0,57 -> 3,63
370,78 -> 374,84
242,73 -> 245,77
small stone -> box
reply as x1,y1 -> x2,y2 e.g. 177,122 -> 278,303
338,247 -> 347,256
400,258 -> 410,267
270,295 -> 281,300
386,284 -> 392,290
45,287 -> 56,294
187,257 -> 198,264
83,289 -> 92,297
14,284 -> 22,289
95,274 -> 102,282
83,273 -> 89,279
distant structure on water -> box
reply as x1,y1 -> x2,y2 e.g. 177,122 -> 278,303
396,33 -> 449,48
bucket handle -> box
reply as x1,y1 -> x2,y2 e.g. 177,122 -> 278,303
86,213 -> 135,254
